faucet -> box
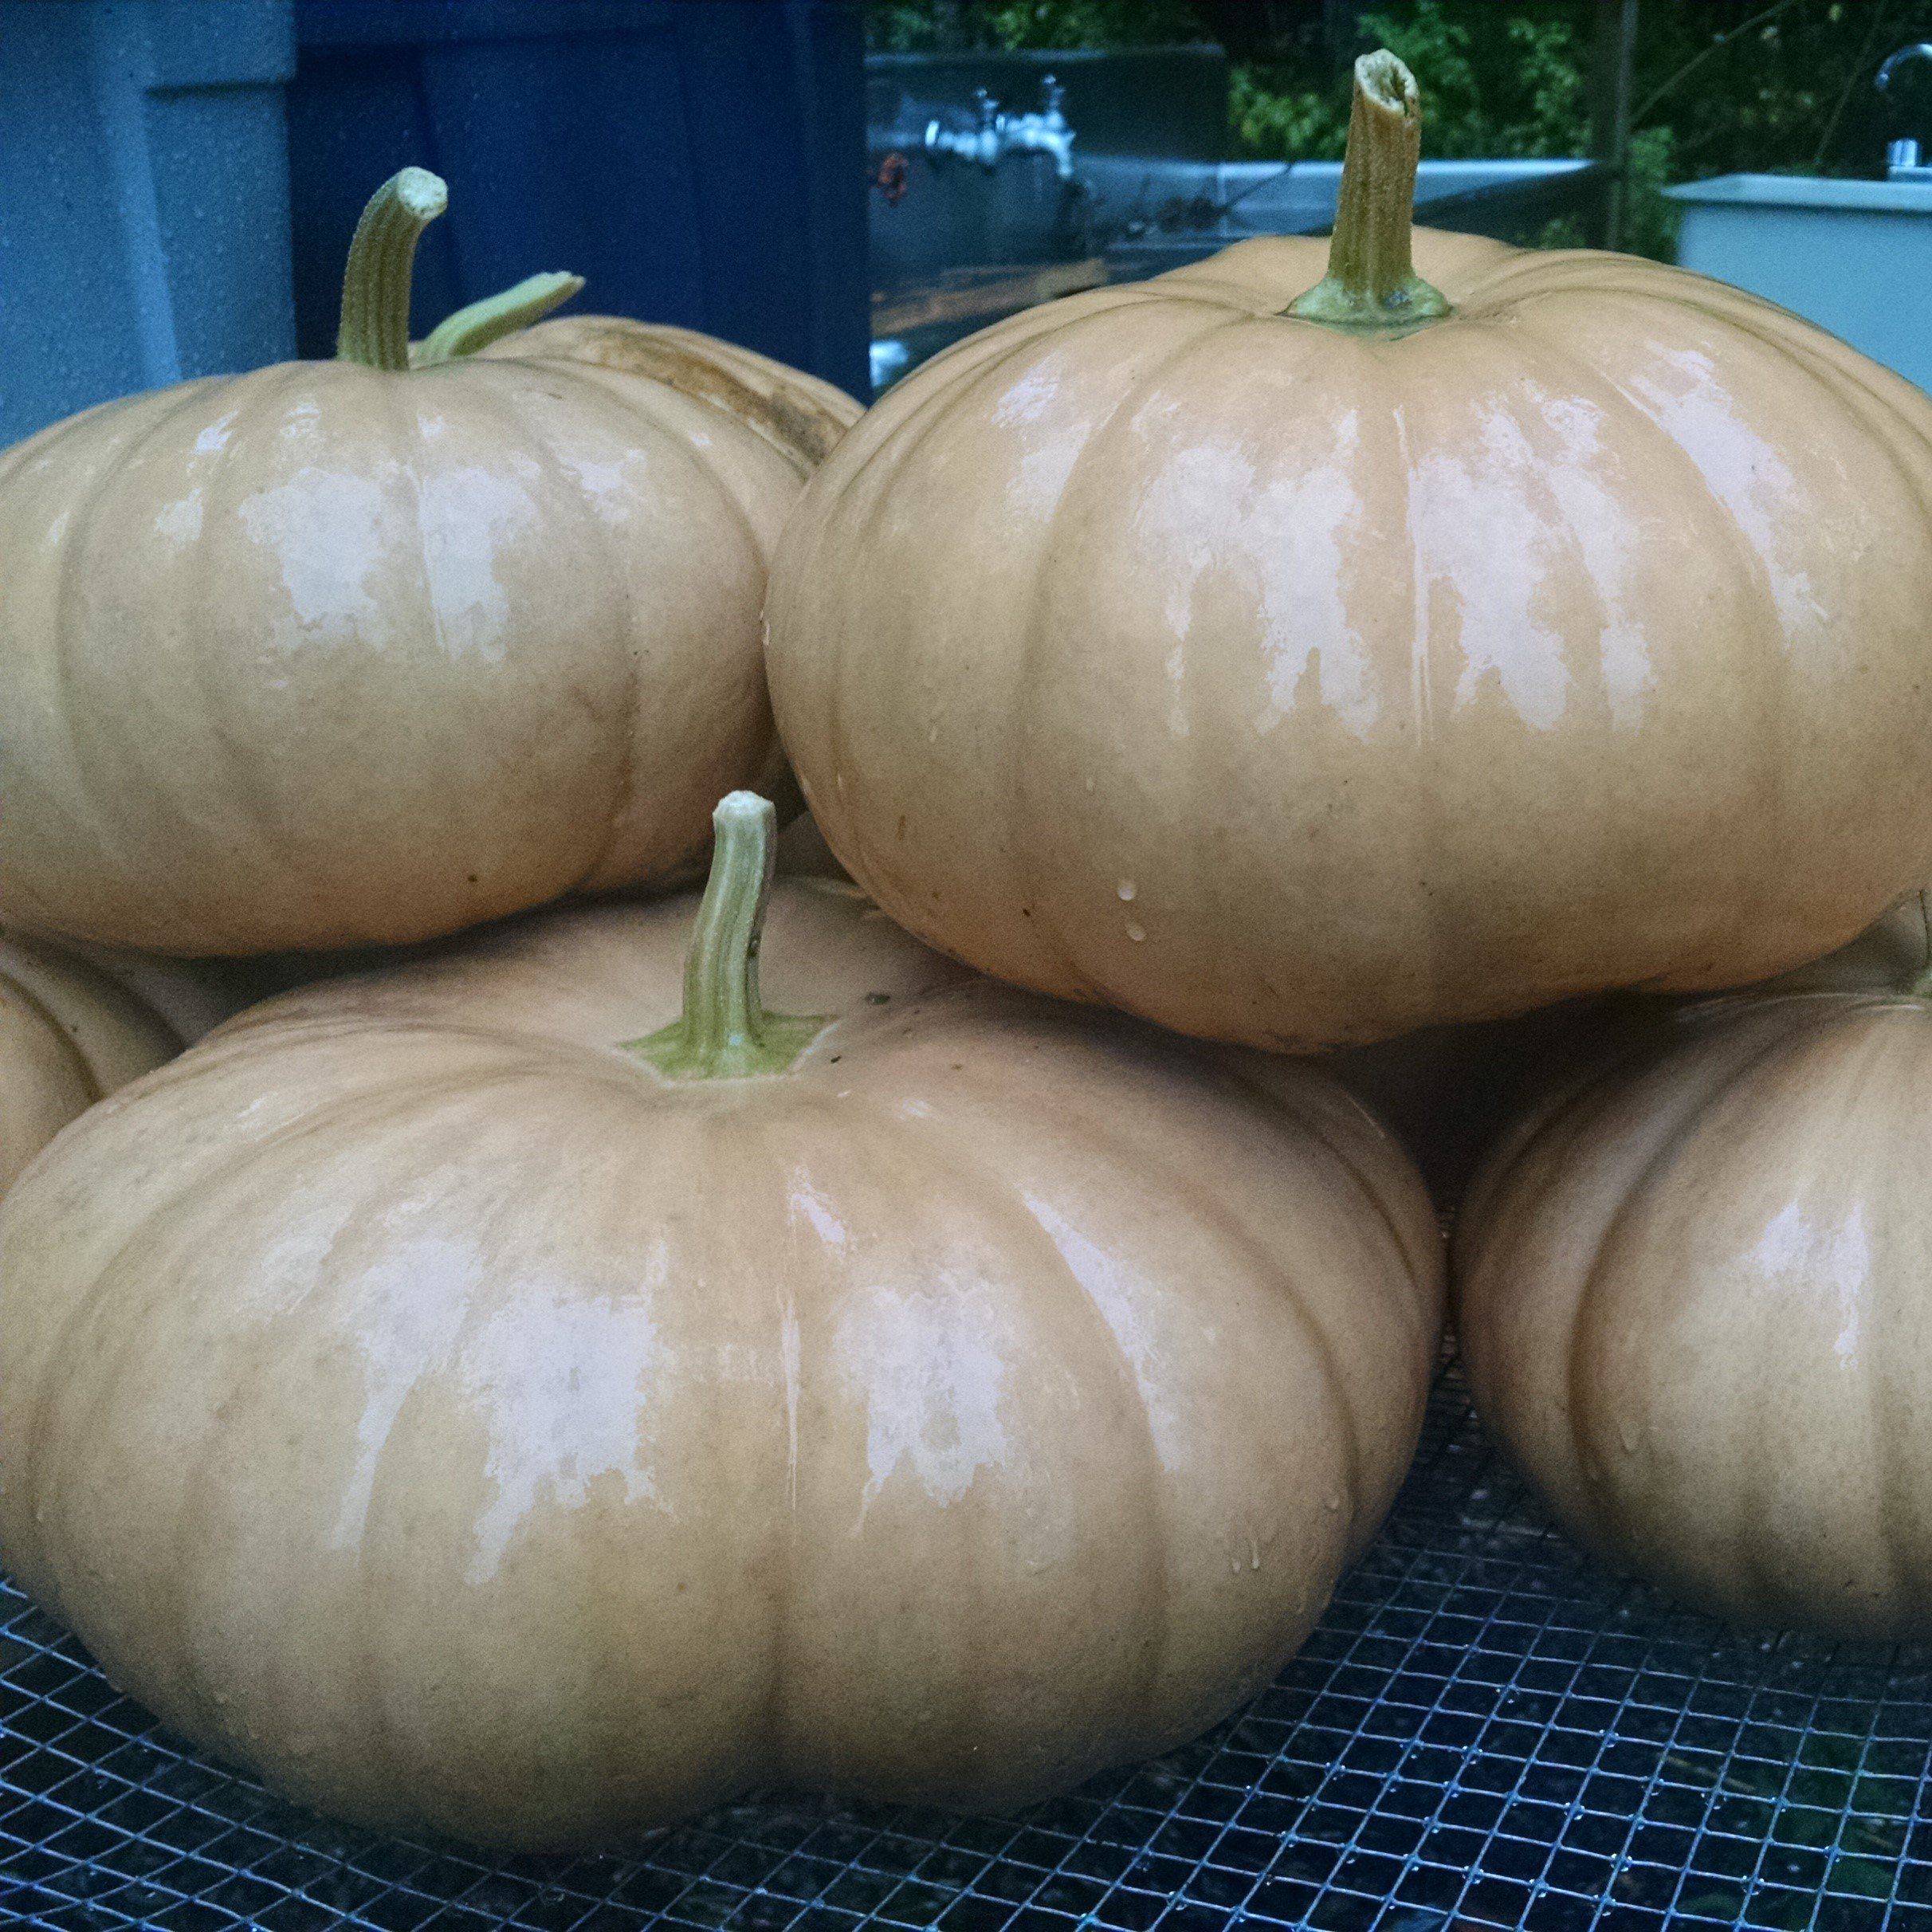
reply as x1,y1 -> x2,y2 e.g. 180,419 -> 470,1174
923,77 -> 1077,182
1877,43 -> 1932,172
999,77 -> 1078,182
925,89 -> 1003,170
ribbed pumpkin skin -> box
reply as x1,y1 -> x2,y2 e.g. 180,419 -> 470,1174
0,351 -> 811,956
0,884 -> 1441,1849
1455,992 -> 1932,1636
767,230 -> 1932,1048
0,930 -> 191,1193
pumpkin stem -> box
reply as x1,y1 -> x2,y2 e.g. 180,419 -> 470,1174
627,792 -> 830,1080
413,272 -> 586,366
1287,51 -> 1451,336
336,168 -> 449,371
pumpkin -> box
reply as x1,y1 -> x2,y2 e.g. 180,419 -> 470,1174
766,51 -> 1932,1050
0,794 -> 1442,1849
412,272 -> 862,471
418,279 -> 861,470
1455,959 -> 1932,1636
1745,889 -> 1931,995
0,929 -> 239,1195
0,172 -> 842,957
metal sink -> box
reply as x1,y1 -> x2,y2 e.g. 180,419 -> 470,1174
1666,173 -> 1932,392
1090,156 -> 1600,277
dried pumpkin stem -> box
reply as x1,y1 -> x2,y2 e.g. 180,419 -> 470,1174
1288,51 -> 1451,336
629,792 -> 830,1080
413,272 -> 586,366
336,167 -> 449,371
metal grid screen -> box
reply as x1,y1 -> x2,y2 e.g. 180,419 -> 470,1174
3,1359 -> 1928,1932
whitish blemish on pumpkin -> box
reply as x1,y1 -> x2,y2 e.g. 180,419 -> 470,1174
461,1274 -> 666,1584
324,1227 -> 481,1551
1143,424 -> 1380,739
992,366 -> 1060,429
842,1279 -> 1010,1514
789,1180 -> 847,1248
1533,390 -> 1655,729
557,452 -> 650,525
238,468 -> 387,645
1416,410 -> 1573,732
1023,1192 -> 1185,1471
418,466 -> 537,662
1612,347 -> 1827,635
1750,1196 -> 1871,1365
194,411 -> 238,456
998,354 -> 1091,517
153,491 -> 203,548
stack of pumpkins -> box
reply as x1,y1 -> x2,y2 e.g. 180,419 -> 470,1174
1,52 -> 1930,1852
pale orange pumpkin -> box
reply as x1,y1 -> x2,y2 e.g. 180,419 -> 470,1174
0,928 -> 240,1194
0,795 -> 1441,1848
411,273 -> 861,473
0,175 -> 845,957
1455,962 -> 1932,1636
767,53 -> 1932,1050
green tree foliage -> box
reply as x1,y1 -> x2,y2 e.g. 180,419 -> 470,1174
868,0 -> 1932,260
868,0 -> 1200,51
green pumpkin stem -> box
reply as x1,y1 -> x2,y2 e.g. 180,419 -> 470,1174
413,272 -> 587,366
336,168 -> 449,371
1287,51 -> 1451,336
629,792 -> 830,1080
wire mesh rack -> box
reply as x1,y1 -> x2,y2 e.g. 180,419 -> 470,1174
2,1355 -> 1927,1932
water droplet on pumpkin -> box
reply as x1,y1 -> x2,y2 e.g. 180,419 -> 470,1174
1117,879 -> 1137,901
1125,921 -> 1145,942
1324,1495 -> 1341,1513
1617,1420 -> 1639,1454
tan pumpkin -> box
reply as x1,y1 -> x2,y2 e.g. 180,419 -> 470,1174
0,173 -> 846,957
1745,889 -> 1931,995
1330,891 -> 1932,1213
767,53 -> 1932,1050
0,929 -> 241,1194
1455,967 -> 1932,1636
411,273 -> 861,471
0,794 -> 1441,1849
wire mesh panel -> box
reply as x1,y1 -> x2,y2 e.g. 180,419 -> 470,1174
2,1360 -> 1928,1932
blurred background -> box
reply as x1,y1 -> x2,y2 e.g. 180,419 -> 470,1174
6,0 -> 1932,442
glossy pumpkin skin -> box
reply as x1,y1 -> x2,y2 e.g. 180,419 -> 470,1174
0,335 -> 831,956
767,228 -> 1932,1048
0,929 -> 218,1195
474,315 -> 862,469
0,882 -> 1442,1848
1456,990 -> 1932,1636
